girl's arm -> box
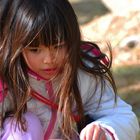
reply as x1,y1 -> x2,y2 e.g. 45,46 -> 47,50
78,71 -> 139,140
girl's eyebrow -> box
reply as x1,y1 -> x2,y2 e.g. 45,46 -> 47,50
25,42 -> 66,49
27,47 -> 39,49
53,42 -> 65,47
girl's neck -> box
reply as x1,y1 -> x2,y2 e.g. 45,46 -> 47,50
28,69 -> 50,81
28,68 -> 60,82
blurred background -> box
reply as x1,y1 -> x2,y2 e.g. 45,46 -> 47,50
69,0 -> 140,139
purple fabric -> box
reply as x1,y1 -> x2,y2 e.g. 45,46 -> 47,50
1,112 -> 44,140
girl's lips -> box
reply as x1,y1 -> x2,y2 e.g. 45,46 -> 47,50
44,68 -> 57,72
43,68 -> 58,75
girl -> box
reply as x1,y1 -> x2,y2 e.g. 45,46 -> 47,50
0,0 -> 139,140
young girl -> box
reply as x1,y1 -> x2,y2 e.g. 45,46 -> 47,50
0,0 -> 139,140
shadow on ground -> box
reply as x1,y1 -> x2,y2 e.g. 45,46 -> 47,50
70,0 -> 110,24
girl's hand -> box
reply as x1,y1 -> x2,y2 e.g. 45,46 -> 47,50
80,124 -> 107,140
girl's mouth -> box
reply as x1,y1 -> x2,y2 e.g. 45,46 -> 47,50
44,68 -> 57,72
43,68 -> 58,75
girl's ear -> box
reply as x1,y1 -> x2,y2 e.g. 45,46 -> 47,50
0,80 -> 7,102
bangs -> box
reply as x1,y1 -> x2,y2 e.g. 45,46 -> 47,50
28,23 -> 66,48
23,3 -> 68,48
20,0 -> 80,51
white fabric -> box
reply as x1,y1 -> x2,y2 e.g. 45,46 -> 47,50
28,69 -> 139,139
2,69 -> 138,139
77,69 -> 139,140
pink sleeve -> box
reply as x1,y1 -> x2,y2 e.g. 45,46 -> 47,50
0,80 -> 7,102
81,44 -> 109,66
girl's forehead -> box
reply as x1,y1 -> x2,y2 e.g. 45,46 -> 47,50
51,41 -> 65,47
41,42 -> 66,47
27,39 -> 66,47
25,26 -> 66,47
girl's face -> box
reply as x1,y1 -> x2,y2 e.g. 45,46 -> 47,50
22,43 -> 67,80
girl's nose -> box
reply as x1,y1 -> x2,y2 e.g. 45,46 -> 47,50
43,50 -> 54,64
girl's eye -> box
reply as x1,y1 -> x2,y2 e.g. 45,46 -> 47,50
54,44 -> 65,49
28,48 -> 41,53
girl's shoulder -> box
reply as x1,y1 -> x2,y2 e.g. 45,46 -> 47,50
78,69 -> 93,80
77,69 -> 97,90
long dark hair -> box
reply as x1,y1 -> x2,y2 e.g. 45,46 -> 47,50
0,0 -> 116,139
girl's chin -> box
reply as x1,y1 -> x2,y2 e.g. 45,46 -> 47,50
40,71 -> 59,80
